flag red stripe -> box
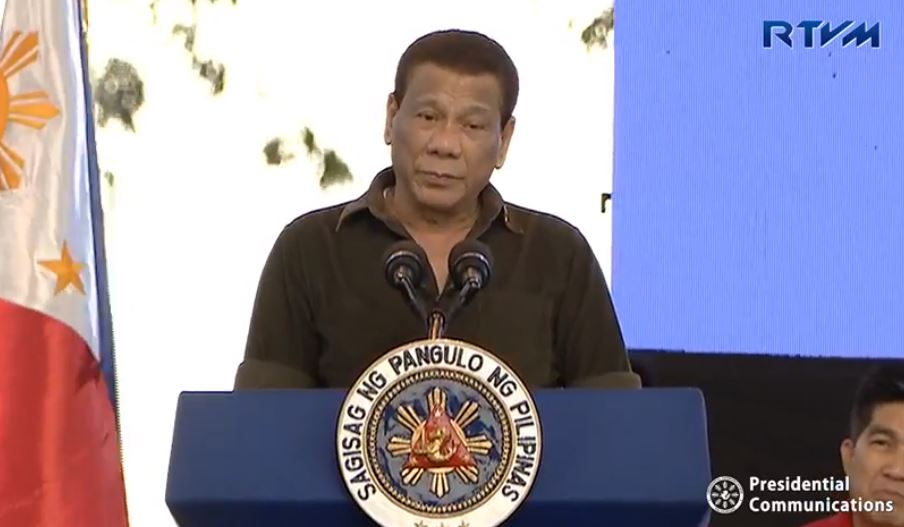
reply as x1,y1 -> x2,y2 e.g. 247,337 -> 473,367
0,298 -> 127,527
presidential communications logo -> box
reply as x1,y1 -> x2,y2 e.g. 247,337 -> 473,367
707,476 -> 745,514
706,475 -> 896,515
337,339 -> 542,527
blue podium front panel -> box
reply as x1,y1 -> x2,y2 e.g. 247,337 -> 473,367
166,389 -> 711,526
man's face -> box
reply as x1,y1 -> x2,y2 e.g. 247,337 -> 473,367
384,63 -> 515,214
842,402 -> 904,525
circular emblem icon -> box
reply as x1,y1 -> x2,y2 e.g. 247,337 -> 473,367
337,338 -> 542,527
707,476 -> 744,514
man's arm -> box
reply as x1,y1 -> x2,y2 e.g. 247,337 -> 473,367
234,227 -> 320,389
554,229 -> 641,389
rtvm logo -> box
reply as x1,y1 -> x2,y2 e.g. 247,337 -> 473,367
763,21 -> 880,48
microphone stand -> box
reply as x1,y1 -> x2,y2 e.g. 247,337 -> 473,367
427,281 -> 477,339
428,311 -> 445,339
397,272 -> 428,325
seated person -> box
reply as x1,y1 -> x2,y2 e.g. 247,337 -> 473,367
803,364 -> 904,527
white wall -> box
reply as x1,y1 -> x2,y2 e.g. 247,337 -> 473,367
88,1 -> 614,524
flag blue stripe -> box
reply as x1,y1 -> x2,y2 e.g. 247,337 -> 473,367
74,0 -> 119,417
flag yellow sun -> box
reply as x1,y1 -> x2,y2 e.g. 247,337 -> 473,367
0,31 -> 60,191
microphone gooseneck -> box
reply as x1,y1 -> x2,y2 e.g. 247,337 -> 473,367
383,241 -> 430,326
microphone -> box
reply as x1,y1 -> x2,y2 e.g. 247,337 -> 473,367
449,239 -> 493,307
429,240 -> 494,338
383,241 -> 429,325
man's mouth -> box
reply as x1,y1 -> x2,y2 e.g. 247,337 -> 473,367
418,171 -> 458,180
874,489 -> 904,502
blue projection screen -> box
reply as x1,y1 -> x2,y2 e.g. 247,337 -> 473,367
612,1 -> 904,358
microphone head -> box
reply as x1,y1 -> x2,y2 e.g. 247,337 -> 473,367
383,240 -> 428,288
449,239 -> 493,290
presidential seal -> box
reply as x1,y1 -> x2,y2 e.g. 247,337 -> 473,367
336,338 -> 542,527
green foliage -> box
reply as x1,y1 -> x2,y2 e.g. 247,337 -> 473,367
172,24 -> 195,51
320,150 -> 353,189
263,138 -> 287,165
142,0 -> 356,188
302,128 -> 318,156
580,7 -> 615,50
262,128 -> 353,188
172,24 -> 225,94
93,58 -> 145,131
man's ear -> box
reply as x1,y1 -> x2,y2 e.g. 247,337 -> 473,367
495,115 -> 516,169
841,438 -> 855,476
384,93 -> 399,145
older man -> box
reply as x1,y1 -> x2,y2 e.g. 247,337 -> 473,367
234,29 -> 637,389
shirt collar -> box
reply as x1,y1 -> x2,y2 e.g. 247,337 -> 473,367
335,167 -> 525,236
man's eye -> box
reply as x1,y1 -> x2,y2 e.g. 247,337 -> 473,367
872,438 -> 891,447
417,112 -> 436,121
466,123 -> 485,130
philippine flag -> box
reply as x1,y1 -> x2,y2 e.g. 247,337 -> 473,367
0,0 -> 129,525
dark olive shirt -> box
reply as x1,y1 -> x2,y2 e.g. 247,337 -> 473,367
234,168 -> 639,389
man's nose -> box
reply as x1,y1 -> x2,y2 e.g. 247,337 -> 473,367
883,448 -> 904,481
426,122 -> 462,158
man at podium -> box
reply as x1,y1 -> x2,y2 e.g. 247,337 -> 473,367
233,29 -> 639,391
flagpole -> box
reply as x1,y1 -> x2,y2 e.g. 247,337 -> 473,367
73,0 -> 122,441
73,6 -> 129,519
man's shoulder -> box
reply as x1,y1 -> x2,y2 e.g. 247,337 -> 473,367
799,513 -> 852,527
261,202 -> 354,256
505,202 -> 591,249
280,202 -> 350,239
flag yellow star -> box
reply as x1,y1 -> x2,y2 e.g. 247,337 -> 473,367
38,241 -> 85,294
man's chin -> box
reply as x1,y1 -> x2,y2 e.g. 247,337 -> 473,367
863,510 -> 904,526
412,188 -> 466,214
